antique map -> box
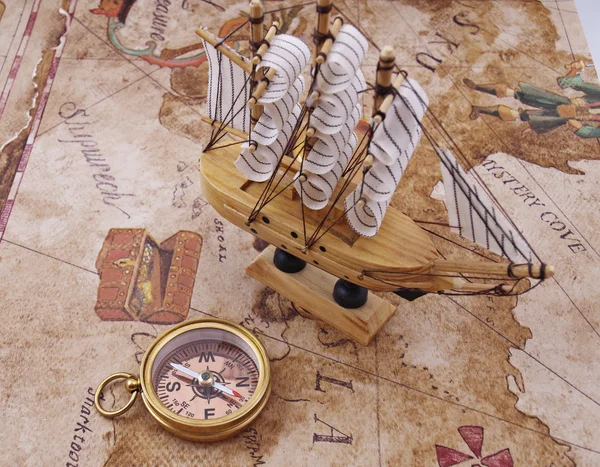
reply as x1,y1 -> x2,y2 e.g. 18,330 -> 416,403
1,0 -> 599,465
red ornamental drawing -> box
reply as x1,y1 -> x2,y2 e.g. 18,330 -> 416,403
435,426 -> 514,467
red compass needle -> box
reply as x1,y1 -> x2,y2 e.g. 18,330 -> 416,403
170,363 -> 243,398
219,392 -> 243,408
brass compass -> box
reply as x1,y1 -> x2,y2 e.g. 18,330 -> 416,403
94,318 -> 271,442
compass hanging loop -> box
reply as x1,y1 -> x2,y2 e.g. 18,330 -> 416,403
92,319 -> 271,441
94,372 -> 140,418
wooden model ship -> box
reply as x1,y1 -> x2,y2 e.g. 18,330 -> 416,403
196,0 -> 554,344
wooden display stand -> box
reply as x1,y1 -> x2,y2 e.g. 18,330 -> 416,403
246,246 -> 397,345
198,0 -> 554,348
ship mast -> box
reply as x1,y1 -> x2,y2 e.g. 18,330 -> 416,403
196,0 -> 556,299
313,0 -> 333,66
373,46 -> 395,115
301,0 -> 335,158
361,41 -> 555,289
247,25 -> 279,127
247,1 -> 280,153
195,28 -> 252,74
249,0 -> 265,125
361,46 -> 402,185
307,16 -> 343,130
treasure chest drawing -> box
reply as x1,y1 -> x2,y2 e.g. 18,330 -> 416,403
95,229 -> 202,324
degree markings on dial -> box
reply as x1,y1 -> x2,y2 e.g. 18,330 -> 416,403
153,339 -> 260,420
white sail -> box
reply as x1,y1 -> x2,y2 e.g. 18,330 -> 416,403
304,104 -> 360,174
202,38 -> 251,133
251,76 -> 305,146
345,78 -> 428,237
438,148 -> 533,262
235,104 -> 302,182
370,79 -> 428,165
295,28 -> 368,210
317,24 -> 368,94
346,190 -> 388,237
293,137 -> 354,210
256,35 -> 311,103
234,34 -> 310,182
250,34 -> 309,146
311,70 -> 365,135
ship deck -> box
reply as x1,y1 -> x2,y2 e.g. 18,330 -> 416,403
200,139 -> 440,291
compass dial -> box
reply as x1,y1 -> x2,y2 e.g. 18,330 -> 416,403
150,328 -> 260,420
94,319 -> 270,442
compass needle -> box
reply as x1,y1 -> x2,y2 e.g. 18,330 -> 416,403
95,319 -> 271,441
164,343 -> 257,418
170,363 -> 201,380
213,381 -> 243,398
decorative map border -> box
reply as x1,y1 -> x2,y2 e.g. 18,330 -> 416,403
0,0 -> 77,242
0,0 -> 41,120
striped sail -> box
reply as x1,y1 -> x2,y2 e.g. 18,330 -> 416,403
316,24 -> 368,94
256,35 -> 310,102
295,25 -> 368,209
235,34 -> 310,182
438,149 -> 533,262
345,79 -> 428,237
303,103 -> 360,174
293,141 -> 353,210
202,37 -> 251,133
235,104 -> 303,182
250,76 -> 305,146
293,106 -> 360,210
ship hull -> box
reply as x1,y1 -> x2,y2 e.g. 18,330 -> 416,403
200,142 -> 443,292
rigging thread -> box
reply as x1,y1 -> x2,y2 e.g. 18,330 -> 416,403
202,5 -> 549,297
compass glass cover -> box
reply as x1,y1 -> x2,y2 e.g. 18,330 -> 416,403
151,327 -> 260,420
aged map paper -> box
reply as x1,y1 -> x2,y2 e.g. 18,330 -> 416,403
0,0 -> 599,465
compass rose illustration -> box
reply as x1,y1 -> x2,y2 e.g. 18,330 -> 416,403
435,426 -> 514,467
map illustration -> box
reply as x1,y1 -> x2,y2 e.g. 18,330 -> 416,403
0,0 -> 598,465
